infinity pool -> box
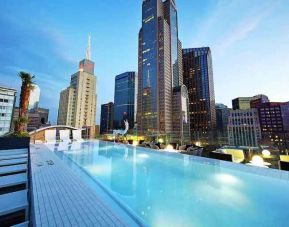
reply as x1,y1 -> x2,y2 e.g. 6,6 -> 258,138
53,140 -> 289,227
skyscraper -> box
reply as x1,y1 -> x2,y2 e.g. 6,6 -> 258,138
137,0 -> 188,141
0,86 -> 17,136
232,94 -> 269,110
113,72 -> 136,130
28,84 -> 40,110
182,47 -> 216,145
216,103 -> 230,145
100,102 -> 114,135
57,36 -> 97,138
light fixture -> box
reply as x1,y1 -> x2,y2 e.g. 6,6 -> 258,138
251,155 -> 264,166
132,141 -> 139,147
158,138 -> 164,143
165,144 -> 175,152
262,150 -> 271,157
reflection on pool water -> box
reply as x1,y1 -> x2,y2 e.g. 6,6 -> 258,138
54,140 -> 289,227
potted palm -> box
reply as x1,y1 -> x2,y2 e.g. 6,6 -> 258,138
0,72 -> 35,150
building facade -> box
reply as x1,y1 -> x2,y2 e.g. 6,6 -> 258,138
114,72 -> 136,131
216,103 -> 230,145
182,47 -> 216,145
172,85 -> 190,144
252,101 -> 289,150
28,84 -> 40,110
228,109 -> 261,147
137,0 -> 187,142
100,102 -> 114,135
232,94 -> 269,110
0,86 -> 17,136
57,37 -> 97,138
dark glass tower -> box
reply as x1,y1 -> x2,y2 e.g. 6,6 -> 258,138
137,0 -> 186,141
183,47 -> 216,144
100,102 -> 114,134
113,72 -> 136,130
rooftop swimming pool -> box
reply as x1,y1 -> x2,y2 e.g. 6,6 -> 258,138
52,140 -> 289,227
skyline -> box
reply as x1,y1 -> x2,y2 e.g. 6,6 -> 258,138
0,0 -> 289,124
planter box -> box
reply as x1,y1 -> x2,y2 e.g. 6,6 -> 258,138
0,137 -> 30,150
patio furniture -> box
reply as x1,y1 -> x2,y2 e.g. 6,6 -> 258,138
223,149 -> 245,163
0,149 -> 28,157
280,155 -> 289,162
186,147 -> 203,156
0,190 -> 28,226
59,130 -> 71,143
209,151 -> 233,162
72,130 -> 84,142
279,161 -> 289,171
45,130 -> 57,143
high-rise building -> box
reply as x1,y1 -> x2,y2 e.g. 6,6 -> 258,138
228,109 -> 261,147
114,72 -> 136,131
57,36 -> 97,138
182,47 -> 216,145
100,102 -> 114,134
232,94 -> 269,110
216,103 -> 230,145
137,0 -> 188,142
0,86 -> 17,136
252,101 -> 289,150
172,85 -> 190,144
28,84 -> 40,110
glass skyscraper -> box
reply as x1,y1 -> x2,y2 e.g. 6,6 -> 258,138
137,0 -> 187,141
113,72 -> 136,130
100,102 -> 114,135
183,47 -> 216,144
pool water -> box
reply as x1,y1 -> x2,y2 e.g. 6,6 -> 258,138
54,140 -> 289,227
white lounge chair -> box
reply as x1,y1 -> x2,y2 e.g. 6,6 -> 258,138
59,130 -> 71,143
72,130 -> 84,142
45,130 -> 57,144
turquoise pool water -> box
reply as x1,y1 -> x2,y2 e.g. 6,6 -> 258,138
53,140 -> 289,227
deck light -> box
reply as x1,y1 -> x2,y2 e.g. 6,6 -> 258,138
262,150 -> 271,157
133,141 -> 139,147
165,144 -> 175,152
251,155 -> 264,166
158,138 -> 164,143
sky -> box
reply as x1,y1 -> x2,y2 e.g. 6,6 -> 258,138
0,0 -> 288,124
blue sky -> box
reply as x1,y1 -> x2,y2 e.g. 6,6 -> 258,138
0,0 -> 288,124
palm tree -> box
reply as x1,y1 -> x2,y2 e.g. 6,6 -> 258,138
14,72 -> 35,134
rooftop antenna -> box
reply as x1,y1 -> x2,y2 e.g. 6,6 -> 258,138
85,34 -> 91,60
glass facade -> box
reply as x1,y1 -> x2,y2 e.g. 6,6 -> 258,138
183,47 -> 216,144
0,87 -> 16,136
113,72 -> 136,130
100,102 -> 114,134
28,84 -> 40,110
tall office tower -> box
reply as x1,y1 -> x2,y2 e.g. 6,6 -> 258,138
28,84 -> 40,110
0,86 -> 17,136
251,101 -> 289,150
232,94 -> 269,110
182,47 -> 216,145
172,85 -> 190,144
228,109 -> 262,147
57,36 -> 97,138
100,102 -> 114,134
114,72 -> 136,131
216,103 -> 230,145
137,0 -> 187,141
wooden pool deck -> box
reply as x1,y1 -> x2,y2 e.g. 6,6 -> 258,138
30,144 -> 141,227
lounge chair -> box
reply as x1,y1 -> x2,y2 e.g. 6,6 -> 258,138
59,130 -> 71,143
45,130 -> 57,144
0,164 -> 27,177
0,158 -> 28,167
222,149 -> 245,163
72,129 -> 84,142
280,155 -> 289,162
279,161 -> 289,171
209,151 -> 233,162
0,190 -> 28,226
186,147 -> 203,156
